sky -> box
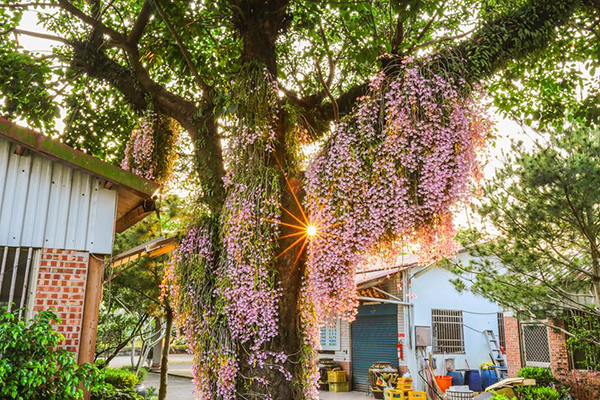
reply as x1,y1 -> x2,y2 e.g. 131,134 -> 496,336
13,9 -> 530,230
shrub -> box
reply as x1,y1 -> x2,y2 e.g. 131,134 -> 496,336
119,365 -> 148,383
516,386 -> 561,400
517,366 -> 555,387
489,393 -> 513,400
91,384 -> 143,400
0,308 -> 103,399
103,367 -> 139,389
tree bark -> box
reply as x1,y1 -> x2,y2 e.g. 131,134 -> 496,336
158,305 -> 173,400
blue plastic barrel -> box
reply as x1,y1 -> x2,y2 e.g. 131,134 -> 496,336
447,371 -> 464,386
481,368 -> 499,389
464,370 -> 483,391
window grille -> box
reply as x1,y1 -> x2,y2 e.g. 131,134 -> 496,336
567,310 -> 599,371
0,247 -> 38,319
522,323 -> 551,367
320,319 -> 341,351
497,312 -> 506,351
432,309 -> 465,354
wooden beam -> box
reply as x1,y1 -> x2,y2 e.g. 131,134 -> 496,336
78,255 -> 104,368
115,199 -> 155,233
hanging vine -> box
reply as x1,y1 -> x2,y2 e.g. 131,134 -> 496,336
304,55 -> 492,321
121,107 -> 179,184
165,65 -> 290,399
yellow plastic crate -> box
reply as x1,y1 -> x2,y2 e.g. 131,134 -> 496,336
385,389 -> 405,400
327,370 -> 347,383
329,381 -> 350,392
408,391 -> 426,399
397,377 -> 413,392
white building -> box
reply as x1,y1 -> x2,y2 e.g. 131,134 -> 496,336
319,251 -> 505,392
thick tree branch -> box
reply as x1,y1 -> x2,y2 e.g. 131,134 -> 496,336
128,0 -> 153,45
70,41 -> 148,111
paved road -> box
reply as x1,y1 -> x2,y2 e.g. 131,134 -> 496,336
143,372 -> 196,399
112,354 -> 367,399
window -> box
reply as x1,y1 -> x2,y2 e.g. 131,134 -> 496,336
567,310 -> 600,371
497,312 -> 506,351
432,309 -> 465,354
320,319 -> 341,351
521,323 -> 551,367
0,247 -> 38,318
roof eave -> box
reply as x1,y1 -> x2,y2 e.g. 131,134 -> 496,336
0,118 -> 159,199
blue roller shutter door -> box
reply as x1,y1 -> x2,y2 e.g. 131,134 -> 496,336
351,304 -> 399,392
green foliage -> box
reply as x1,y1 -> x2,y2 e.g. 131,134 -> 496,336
0,308 -> 103,400
0,10 -> 57,132
91,384 -> 143,400
61,77 -> 138,163
515,386 -> 561,400
103,367 -> 139,389
451,126 -> 600,359
566,313 -> 600,370
119,365 -> 148,383
489,6 -> 600,130
489,394 -> 513,400
517,367 -> 555,387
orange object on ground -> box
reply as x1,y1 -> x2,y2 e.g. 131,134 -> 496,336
435,375 -> 453,392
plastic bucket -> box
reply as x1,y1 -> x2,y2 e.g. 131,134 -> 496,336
448,371 -> 464,386
463,370 -> 483,392
435,375 -> 453,393
481,368 -> 499,389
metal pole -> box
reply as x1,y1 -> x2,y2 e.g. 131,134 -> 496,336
358,296 -> 412,306
7,248 -> 21,312
18,248 -> 34,319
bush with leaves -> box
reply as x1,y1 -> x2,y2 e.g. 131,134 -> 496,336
103,367 -> 139,389
91,367 -> 144,400
517,367 -> 555,387
0,308 -> 103,399
516,386 -> 561,400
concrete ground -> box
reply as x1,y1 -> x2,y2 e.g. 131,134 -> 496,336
111,354 -> 369,399
143,372 -> 195,399
320,391 -> 370,399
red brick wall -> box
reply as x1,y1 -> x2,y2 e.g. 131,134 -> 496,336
547,318 -> 569,377
33,248 -> 89,355
503,315 -> 523,377
548,318 -> 600,400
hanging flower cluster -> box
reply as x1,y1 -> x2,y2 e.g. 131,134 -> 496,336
121,111 -> 155,180
166,65 -> 289,399
121,110 -> 179,183
218,66 -> 290,392
305,57 -> 491,321
161,221 -> 238,399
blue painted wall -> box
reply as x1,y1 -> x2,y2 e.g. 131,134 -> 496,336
404,251 -> 503,391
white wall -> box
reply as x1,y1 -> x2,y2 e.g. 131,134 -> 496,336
404,252 -> 502,390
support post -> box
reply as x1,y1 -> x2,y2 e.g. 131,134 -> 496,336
79,255 -> 104,365
152,317 -> 163,370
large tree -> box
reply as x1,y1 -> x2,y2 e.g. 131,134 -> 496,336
1,0 -> 600,398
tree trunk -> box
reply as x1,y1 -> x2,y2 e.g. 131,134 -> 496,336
158,305 -> 173,400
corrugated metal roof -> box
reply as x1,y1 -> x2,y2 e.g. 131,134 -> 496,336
0,119 -> 159,233
0,137 -> 117,254
355,254 -> 420,287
